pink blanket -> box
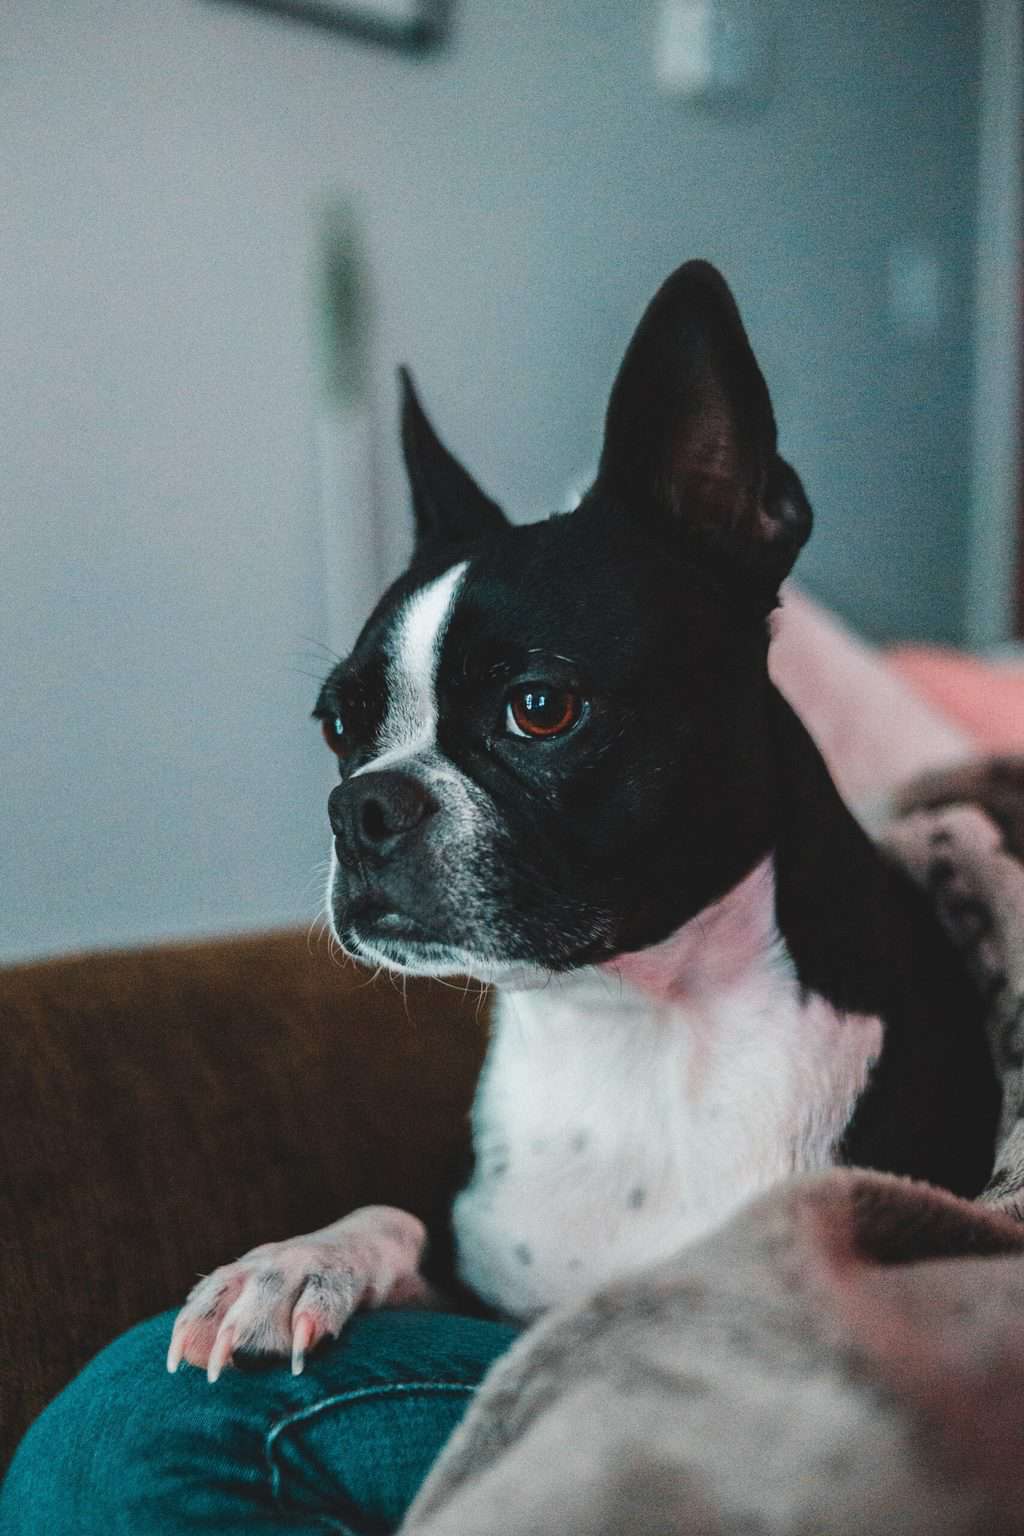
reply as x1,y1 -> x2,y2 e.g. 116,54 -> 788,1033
768,589 -> 971,805
888,645 -> 1024,753
769,588 -> 1024,802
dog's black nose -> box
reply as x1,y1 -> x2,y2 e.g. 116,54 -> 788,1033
329,771 -> 438,861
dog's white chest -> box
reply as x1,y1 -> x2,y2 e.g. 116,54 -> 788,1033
453,861 -> 882,1320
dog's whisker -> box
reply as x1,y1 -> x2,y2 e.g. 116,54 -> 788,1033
287,665 -> 336,683
296,635 -> 343,662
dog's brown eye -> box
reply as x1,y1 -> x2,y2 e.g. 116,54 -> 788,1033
321,715 -> 348,756
506,684 -> 581,740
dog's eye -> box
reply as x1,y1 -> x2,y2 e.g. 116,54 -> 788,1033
321,715 -> 348,757
505,684 -> 582,740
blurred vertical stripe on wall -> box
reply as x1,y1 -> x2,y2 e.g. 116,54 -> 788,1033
314,203 -> 381,654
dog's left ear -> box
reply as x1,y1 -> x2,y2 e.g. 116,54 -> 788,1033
399,367 -> 509,552
595,261 -> 811,600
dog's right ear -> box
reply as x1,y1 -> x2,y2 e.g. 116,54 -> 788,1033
593,261 -> 811,604
399,367 -> 509,552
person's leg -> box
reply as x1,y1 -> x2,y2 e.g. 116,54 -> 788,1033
0,1308 -> 518,1536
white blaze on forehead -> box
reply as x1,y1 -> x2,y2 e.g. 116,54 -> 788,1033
355,560 -> 468,776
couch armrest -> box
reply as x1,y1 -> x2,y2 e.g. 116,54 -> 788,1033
0,931 -> 488,1468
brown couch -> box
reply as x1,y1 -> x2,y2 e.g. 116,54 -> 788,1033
0,931 -> 489,1471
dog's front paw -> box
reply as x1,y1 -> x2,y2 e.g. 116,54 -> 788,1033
166,1205 -> 431,1382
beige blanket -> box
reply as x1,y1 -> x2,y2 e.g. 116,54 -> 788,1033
403,758 -> 1024,1536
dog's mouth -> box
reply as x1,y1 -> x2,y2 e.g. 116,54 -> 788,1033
333,895 -> 538,986
336,894 -> 464,968
341,895 -> 438,945
328,855 -> 615,987
341,923 -> 482,978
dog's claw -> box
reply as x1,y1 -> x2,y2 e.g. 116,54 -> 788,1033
291,1313 -> 315,1376
207,1325 -> 236,1384
166,1329 -> 183,1374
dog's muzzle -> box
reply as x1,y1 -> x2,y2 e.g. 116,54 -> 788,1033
327,768 -> 455,959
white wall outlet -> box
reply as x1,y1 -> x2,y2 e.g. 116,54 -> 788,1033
655,0 -> 768,102
656,0 -> 714,94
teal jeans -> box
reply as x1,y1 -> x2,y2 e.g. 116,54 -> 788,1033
0,1309 -> 517,1534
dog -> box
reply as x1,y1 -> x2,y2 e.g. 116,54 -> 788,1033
169,259 -> 999,1382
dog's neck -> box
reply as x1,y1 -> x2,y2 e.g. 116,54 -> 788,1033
595,857 -> 786,1005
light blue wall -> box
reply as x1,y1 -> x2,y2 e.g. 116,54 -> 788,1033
0,0 -> 983,961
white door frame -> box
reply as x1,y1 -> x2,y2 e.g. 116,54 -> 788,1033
966,0 -> 1023,647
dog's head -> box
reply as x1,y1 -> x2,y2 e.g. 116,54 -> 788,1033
314,260 -> 812,983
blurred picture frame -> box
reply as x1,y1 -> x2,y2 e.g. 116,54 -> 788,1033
212,0 -> 449,52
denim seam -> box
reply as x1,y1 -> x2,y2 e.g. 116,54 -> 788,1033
265,1380 -> 475,1521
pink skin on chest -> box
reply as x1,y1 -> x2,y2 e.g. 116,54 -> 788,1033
597,861 -> 785,1004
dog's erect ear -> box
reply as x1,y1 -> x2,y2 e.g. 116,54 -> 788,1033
595,261 -> 811,598
399,367 -> 508,551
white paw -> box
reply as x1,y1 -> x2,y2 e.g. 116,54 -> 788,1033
166,1205 -> 430,1382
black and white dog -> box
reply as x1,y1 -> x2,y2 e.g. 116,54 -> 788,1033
170,260 -> 999,1382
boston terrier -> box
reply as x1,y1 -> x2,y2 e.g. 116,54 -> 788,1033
169,260 -> 999,1382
